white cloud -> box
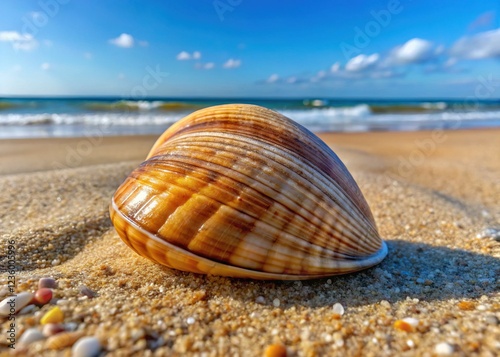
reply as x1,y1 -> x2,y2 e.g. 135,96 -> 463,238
267,74 -> 279,83
223,58 -> 241,68
177,51 -> 201,60
13,41 -> 38,51
177,51 -> 191,61
109,33 -> 134,48
310,70 -> 327,82
195,62 -> 214,69
41,63 -> 50,71
391,38 -> 435,64
0,31 -> 30,42
0,31 -> 38,51
84,52 -> 92,60
177,51 -> 191,60
450,28 -> 500,59
345,53 -> 379,72
444,57 -> 457,68
287,76 -> 297,84
331,62 -> 340,72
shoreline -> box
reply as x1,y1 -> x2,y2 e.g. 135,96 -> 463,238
1,127 -> 499,175
0,128 -> 499,355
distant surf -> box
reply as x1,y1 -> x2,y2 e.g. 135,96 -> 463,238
0,97 -> 499,138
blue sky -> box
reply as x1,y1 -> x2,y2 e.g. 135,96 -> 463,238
0,0 -> 499,98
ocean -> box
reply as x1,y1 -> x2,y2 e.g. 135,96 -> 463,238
0,97 -> 499,138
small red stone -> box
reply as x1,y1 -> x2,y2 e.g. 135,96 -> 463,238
33,288 -> 53,305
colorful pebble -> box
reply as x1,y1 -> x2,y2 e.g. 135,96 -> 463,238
19,304 -> 37,315
264,343 -> 287,357
41,306 -> 64,324
18,328 -> 45,346
394,317 -> 419,332
0,292 -> 34,317
46,331 -> 85,350
435,342 -> 454,355
34,288 -> 53,305
79,285 -> 97,298
72,336 -> 101,357
43,323 -> 66,337
332,303 -> 345,318
457,301 -> 476,311
38,277 -> 57,289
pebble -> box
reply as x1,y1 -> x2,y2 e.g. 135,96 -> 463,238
72,336 -> 101,357
0,292 -> 34,317
394,317 -> 419,332
18,328 -> 45,346
19,304 -> 37,315
34,288 -> 53,305
434,342 -> 454,355
332,303 -> 345,318
79,285 -> 97,298
457,301 -> 475,311
41,306 -> 64,324
38,277 -> 57,289
65,322 -> 79,331
47,331 -> 85,350
273,298 -> 280,307
255,296 -> 265,304
43,323 -> 66,337
476,227 -> 500,241
380,300 -> 391,308
484,315 -> 499,325
186,317 -> 195,325
0,285 -> 10,298
264,343 -> 287,357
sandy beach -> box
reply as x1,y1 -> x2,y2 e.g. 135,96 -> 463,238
0,129 -> 499,356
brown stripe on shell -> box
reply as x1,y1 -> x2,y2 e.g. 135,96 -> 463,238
110,200 -> 388,279
149,132 -> 380,256
110,104 -> 387,279
147,104 -> 375,225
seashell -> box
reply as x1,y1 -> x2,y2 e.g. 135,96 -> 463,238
109,104 -> 387,279
46,331 -> 84,350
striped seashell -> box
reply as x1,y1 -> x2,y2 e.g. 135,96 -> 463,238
109,104 -> 387,279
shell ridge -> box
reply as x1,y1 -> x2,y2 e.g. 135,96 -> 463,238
124,158 -> 375,268
156,132 -> 381,253
111,199 -> 388,278
145,152 -> 374,256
